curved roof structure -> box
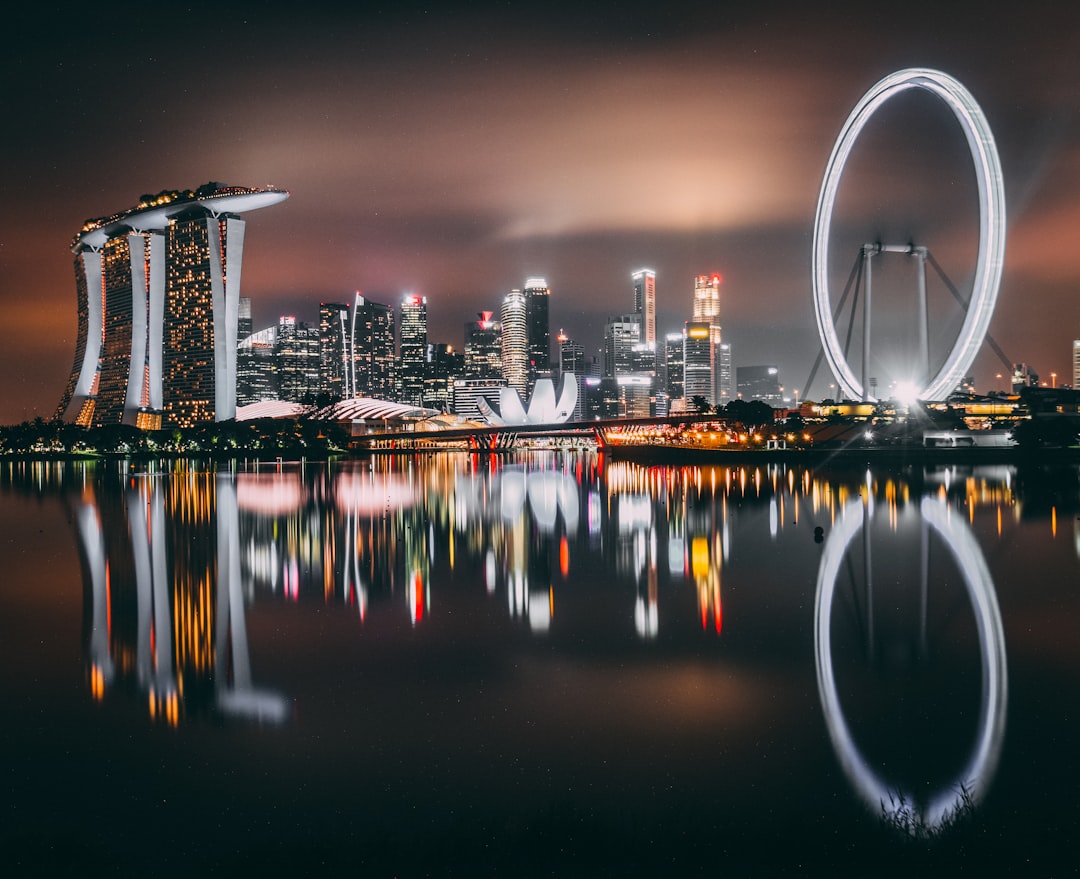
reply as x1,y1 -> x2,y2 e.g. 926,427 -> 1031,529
479,376 -> 578,426
236,401 -> 310,421
235,398 -> 440,422
75,183 -> 289,251
323,398 -> 439,421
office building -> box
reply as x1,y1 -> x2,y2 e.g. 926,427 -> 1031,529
737,365 -> 782,405
276,316 -> 320,403
452,379 -> 506,420
632,269 -> 656,347
501,288 -> 528,396
559,334 -> 586,421
523,278 -> 551,383
1011,362 -> 1039,393
692,273 -> 722,339
664,331 -> 685,404
620,344 -> 656,418
400,295 -> 427,406
604,316 -> 640,378
237,325 -> 277,406
684,322 -> 714,407
1073,340 -> 1080,389
464,312 -> 503,381
691,273 -> 725,403
238,297 -> 253,344
424,342 -> 462,411
717,342 -> 734,404
56,183 -> 288,428
351,294 -> 396,400
319,301 -> 351,399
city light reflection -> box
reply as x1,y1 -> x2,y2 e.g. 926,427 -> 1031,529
7,454 -> 1033,730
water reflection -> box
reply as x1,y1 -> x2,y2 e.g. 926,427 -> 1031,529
815,492 -> 1007,833
75,467 -> 289,725
5,456 -> 1032,750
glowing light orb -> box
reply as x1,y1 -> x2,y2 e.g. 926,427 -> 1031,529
893,380 -> 920,407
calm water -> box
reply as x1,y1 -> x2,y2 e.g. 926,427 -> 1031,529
1,452 -> 1078,876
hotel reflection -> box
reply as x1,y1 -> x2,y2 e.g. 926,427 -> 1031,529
69,463 -> 289,726
11,454 -> 1047,726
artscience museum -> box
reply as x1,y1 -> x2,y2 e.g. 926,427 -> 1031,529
477,375 -> 578,426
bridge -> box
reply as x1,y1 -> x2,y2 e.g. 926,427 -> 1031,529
348,412 -> 735,453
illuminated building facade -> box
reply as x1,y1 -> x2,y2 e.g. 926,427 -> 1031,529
400,295 -> 427,406
692,273 -> 722,335
718,342 -> 734,404
319,301 -> 350,399
276,316 -> 319,403
1074,340 -> 1080,390
664,331 -> 685,403
464,312 -> 503,381
691,273 -> 725,404
622,343 -> 657,418
237,326 -> 277,405
684,321 -> 714,406
501,288 -> 528,396
452,379 -> 505,419
604,316 -> 640,378
632,268 -> 656,347
238,297 -> 253,343
524,278 -> 551,384
424,342 -> 462,411
737,365 -> 782,404
351,294 -> 396,400
559,335 -> 586,421
56,183 -> 288,428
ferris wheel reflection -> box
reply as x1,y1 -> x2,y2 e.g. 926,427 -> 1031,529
814,494 -> 1008,832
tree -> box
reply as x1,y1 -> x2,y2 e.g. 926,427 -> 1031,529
1012,416 -> 1078,450
689,395 -> 712,415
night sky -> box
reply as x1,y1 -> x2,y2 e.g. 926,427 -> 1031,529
3,0 -> 1080,423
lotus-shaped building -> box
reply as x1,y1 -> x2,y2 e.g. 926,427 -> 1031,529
477,375 -> 578,426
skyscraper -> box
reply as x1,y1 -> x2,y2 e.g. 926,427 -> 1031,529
238,297 -> 253,345
632,268 -> 656,348
464,312 -> 503,381
1074,340 -> 1080,390
319,301 -> 351,399
399,295 -> 427,406
603,316 -> 640,378
684,321 -> 714,406
56,183 -> 288,428
275,316 -> 320,403
664,331 -> 685,403
424,343 -> 462,411
737,365 -> 782,405
559,333 -> 586,421
351,293 -> 396,400
691,274 -> 724,404
501,288 -> 528,396
523,278 -> 551,386
692,273 -> 722,334
237,325 -> 277,406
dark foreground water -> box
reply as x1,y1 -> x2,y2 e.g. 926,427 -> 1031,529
1,452 -> 1078,876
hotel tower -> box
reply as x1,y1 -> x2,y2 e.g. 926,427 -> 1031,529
56,182 -> 288,428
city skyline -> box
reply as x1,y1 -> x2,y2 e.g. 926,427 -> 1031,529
4,2 -> 1080,423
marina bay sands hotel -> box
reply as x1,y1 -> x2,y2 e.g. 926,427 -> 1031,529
55,182 -> 289,429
